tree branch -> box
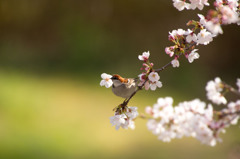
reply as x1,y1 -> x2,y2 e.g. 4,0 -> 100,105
121,60 -> 173,107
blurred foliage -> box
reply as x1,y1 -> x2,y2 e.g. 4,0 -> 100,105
0,0 -> 239,158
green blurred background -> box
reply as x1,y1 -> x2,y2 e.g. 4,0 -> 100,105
0,0 -> 240,158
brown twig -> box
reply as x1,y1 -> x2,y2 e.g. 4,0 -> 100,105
120,40 -> 198,108
222,82 -> 240,96
155,61 -> 173,73
219,110 -> 240,118
121,61 -> 173,107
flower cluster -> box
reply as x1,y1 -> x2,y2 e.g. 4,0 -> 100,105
205,77 -> 227,105
168,0 -> 240,68
138,51 -> 163,90
145,77 -> 240,146
220,100 -> 240,125
173,0 -> 210,11
145,97 -> 222,146
110,106 -> 139,130
166,28 -> 206,67
198,0 -> 240,35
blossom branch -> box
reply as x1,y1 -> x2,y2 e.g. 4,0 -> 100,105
222,82 -> 240,96
123,60 -> 173,107
99,0 -> 240,147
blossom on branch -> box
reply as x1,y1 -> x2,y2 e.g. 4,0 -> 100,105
150,81 -> 163,91
169,29 -> 186,40
138,51 -> 150,62
148,72 -> 163,90
186,29 -> 198,43
225,100 -> 240,124
101,0 -> 240,147
100,73 -> 113,88
171,58 -> 180,67
173,0 -> 190,11
189,0 -> 209,10
110,106 -> 139,130
172,0 -> 210,11
198,14 -> 223,35
206,77 -> 227,105
196,29 -> 214,45
146,97 -> 223,146
165,46 -> 175,57
148,72 -> 160,82
197,0 -> 240,35
188,49 -> 200,63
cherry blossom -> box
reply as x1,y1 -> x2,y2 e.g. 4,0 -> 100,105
196,29 -> 214,45
189,0 -> 209,10
186,29 -> 198,43
101,0 -> 240,147
138,51 -> 150,61
165,46 -> 175,57
100,73 -> 113,88
171,59 -> 180,67
188,49 -> 200,63
173,0 -> 190,11
110,106 -> 139,130
206,77 -> 227,105
110,114 -> 127,130
146,97 -> 222,146
148,72 -> 160,82
150,81 -> 163,91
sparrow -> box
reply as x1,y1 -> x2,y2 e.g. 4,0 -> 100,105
111,74 -> 138,98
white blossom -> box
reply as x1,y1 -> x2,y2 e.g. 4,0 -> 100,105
165,47 -> 175,57
138,73 -> 151,90
227,0 -> 239,11
125,106 -> 139,119
186,29 -> 197,43
138,51 -> 150,61
171,59 -> 180,67
146,97 -> 221,146
148,72 -> 163,91
100,73 -> 113,88
206,77 -> 227,105
148,72 -> 160,82
220,100 -> 240,125
110,106 -> 139,130
198,14 -> 207,26
150,81 -> 163,91
110,114 -> 127,130
197,29 -> 213,45
145,106 -> 153,115
151,97 -> 174,119
188,49 -> 200,63
220,5 -> 239,24
189,0 -> 209,10
228,100 -> 240,112
198,14 -> 223,35
193,121 -> 217,146
169,28 -> 186,37
205,21 -> 223,35
173,0 -> 190,11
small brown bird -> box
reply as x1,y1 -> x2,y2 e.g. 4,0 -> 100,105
111,74 -> 138,98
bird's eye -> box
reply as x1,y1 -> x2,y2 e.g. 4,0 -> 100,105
111,76 -> 117,80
